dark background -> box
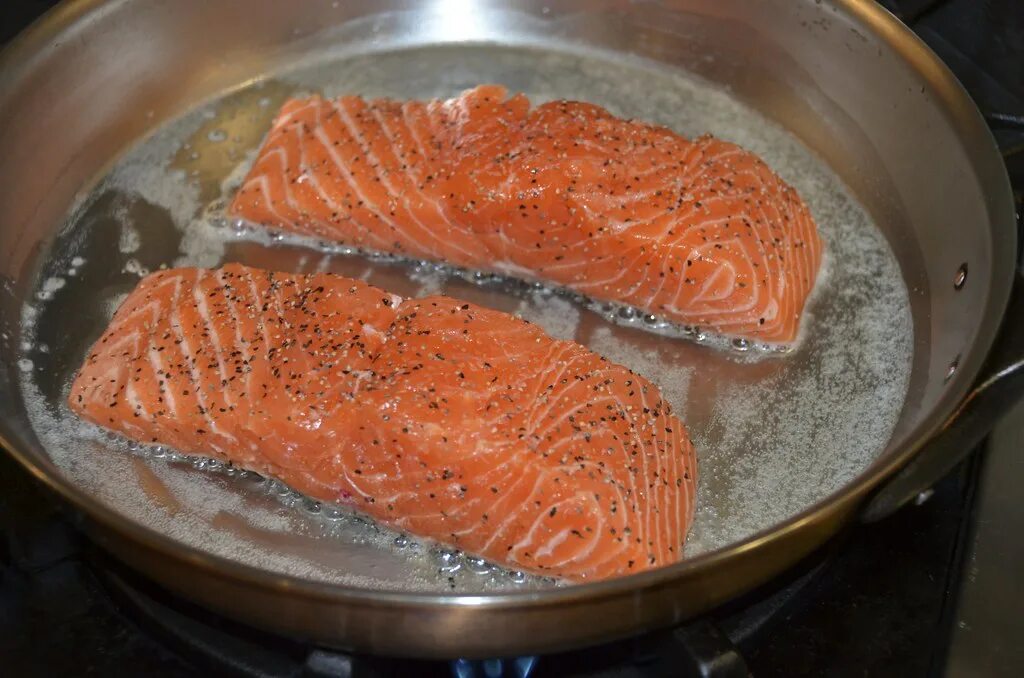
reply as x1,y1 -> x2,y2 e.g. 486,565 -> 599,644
1,0 -> 54,44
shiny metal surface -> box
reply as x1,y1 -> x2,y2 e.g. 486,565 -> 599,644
0,0 -> 1018,658
19,41 -> 916,592
863,271 -> 1024,521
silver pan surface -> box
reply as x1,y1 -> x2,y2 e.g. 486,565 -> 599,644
0,0 -> 1015,657
19,41 -> 914,592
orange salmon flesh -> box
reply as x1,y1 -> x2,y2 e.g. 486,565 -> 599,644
69,264 -> 697,581
231,85 -> 823,343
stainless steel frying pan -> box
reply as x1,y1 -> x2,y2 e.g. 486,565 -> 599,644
1,0 -> 1021,659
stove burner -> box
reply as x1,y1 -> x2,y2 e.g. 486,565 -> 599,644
451,657 -> 538,678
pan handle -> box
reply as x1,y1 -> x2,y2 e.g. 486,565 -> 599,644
861,266 -> 1024,522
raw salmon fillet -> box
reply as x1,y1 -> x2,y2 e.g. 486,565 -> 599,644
69,264 -> 697,581
231,85 -> 822,343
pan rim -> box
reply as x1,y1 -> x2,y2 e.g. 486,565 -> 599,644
0,0 -> 1016,612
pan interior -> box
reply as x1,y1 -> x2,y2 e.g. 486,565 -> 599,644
16,43 -> 913,592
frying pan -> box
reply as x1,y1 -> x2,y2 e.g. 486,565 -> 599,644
1,0 -> 1022,659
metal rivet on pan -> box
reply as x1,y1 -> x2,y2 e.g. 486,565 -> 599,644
914,488 -> 934,505
954,263 -> 968,290
944,356 -> 960,383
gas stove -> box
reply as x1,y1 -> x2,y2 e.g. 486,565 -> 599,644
1,1 -> 1022,676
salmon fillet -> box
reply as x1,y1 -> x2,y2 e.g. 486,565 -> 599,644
230,85 -> 822,343
69,263 -> 697,581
